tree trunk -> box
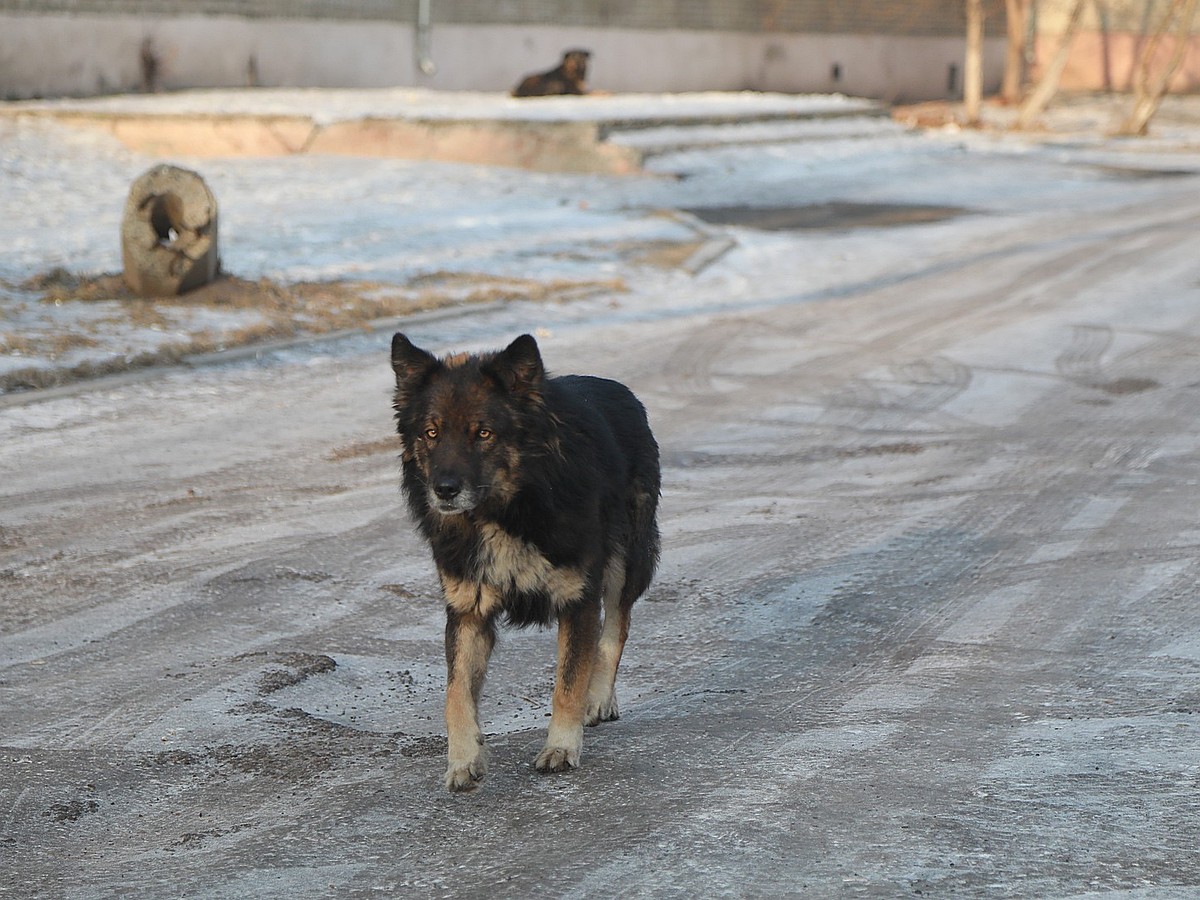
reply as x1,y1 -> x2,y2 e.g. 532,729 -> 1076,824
1014,0 -> 1087,129
1117,0 -> 1199,136
1002,0 -> 1028,102
965,0 -> 985,125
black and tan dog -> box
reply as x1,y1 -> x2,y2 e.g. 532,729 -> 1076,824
391,333 -> 660,791
512,49 -> 592,97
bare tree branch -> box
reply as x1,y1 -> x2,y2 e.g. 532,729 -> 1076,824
1002,0 -> 1029,102
1117,0 -> 1199,136
1014,0 -> 1087,130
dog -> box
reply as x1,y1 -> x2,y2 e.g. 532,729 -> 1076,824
512,49 -> 592,97
390,333 -> 660,791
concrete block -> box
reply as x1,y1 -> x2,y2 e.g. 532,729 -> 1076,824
121,164 -> 219,297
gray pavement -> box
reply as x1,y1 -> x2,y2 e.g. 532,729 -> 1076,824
3,102 -> 1200,897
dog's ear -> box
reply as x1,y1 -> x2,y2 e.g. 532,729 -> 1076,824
490,334 -> 544,395
391,333 -> 439,387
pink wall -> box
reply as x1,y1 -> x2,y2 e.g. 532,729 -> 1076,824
1032,29 -> 1200,93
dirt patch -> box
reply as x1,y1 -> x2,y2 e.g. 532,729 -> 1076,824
542,235 -> 717,275
49,798 -> 100,823
837,441 -> 926,458
892,100 -> 964,130
683,202 -> 966,231
663,442 -> 929,469
0,526 -> 26,550
603,238 -> 709,269
327,437 -> 402,462
145,488 -> 210,510
206,741 -> 337,780
151,750 -> 199,767
1094,166 -> 1198,180
380,584 -> 419,599
257,652 -> 337,696
1095,376 -> 1160,395
171,822 -> 254,849
397,735 -> 447,759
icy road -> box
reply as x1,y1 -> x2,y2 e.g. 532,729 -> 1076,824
3,98 -> 1200,897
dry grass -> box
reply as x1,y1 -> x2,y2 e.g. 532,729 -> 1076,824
2,327 -> 100,359
22,268 -> 627,328
0,333 -> 34,355
1,268 -> 629,393
622,239 -> 708,269
325,436 -> 402,462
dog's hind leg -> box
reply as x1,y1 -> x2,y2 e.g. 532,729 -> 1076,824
585,554 -> 628,726
443,602 -> 496,792
536,600 -> 600,773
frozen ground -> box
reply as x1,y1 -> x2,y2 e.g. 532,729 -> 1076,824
3,90 -> 1200,897
4,90 -> 1200,399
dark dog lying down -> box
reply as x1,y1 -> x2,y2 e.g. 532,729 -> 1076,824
512,49 -> 591,97
391,333 -> 661,791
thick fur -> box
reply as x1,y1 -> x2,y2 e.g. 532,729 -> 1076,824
391,333 -> 660,791
512,49 -> 591,97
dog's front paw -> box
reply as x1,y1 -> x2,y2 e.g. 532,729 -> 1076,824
535,723 -> 582,773
585,692 -> 619,726
534,744 -> 580,773
444,753 -> 486,792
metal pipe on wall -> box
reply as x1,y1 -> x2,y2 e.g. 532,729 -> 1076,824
416,0 -> 436,75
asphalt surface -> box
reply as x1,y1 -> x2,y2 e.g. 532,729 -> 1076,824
4,138 -> 1200,897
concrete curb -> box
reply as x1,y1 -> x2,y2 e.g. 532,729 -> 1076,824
1,92 -> 890,174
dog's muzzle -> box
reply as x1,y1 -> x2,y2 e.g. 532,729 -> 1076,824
429,476 -> 478,514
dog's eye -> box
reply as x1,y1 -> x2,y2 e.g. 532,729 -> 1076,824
423,427 -> 439,441
476,428 -> 493,440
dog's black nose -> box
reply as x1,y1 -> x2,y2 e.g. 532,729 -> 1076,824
433,476 -> 462,501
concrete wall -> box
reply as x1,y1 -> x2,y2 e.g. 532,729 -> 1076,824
1,15 -> 1005,102
424,25 -> 1006,101
0,15 -> 412,97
